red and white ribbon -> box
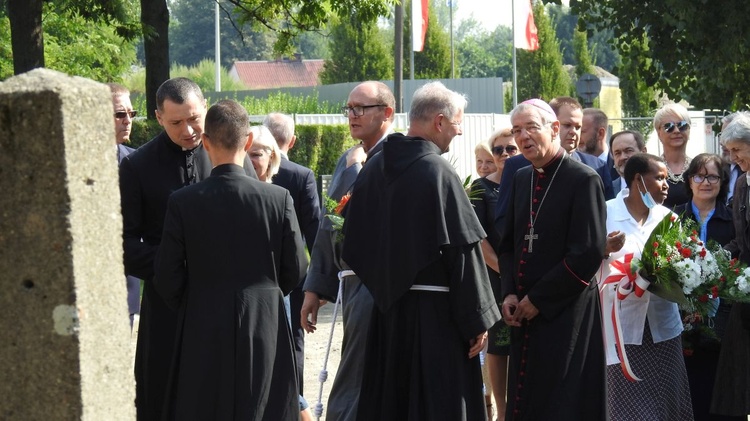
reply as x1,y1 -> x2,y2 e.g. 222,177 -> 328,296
600,253 -> 647,382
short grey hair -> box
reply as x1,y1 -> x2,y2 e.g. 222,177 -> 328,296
721,112 -> 750,146
408,81 -> 468,124
653,102 -> 691,130
263,112 -> 295,148
722,111 -> 750,128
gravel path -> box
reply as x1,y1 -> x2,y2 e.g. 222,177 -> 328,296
302,301 -> 343,420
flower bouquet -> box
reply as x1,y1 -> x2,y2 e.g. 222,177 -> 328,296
631,213 -> 750,313
322,192 -> 350,242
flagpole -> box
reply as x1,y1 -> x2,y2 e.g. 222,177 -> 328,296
215,0 -> 221,92
410,0 -> 414,82
512,0 -> 517,107
450,0 -> 455,79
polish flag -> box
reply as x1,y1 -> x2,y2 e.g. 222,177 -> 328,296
412,0 -> 429,52
514,0 -> 539,51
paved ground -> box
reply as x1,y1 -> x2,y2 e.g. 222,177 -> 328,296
131,303 -> 345,419
302,301 -> 343,420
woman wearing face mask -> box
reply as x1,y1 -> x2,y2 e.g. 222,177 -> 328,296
598,153 -> 694,420
654,103 -> 693,208
469,128 -> 518,421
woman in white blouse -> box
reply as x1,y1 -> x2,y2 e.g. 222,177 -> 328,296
599,153 -> 694,420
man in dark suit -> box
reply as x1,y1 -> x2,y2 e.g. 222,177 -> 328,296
119,77 -> 257,421
582,108 -> 619,181
300,81 -> 395,421
550,97 -> 613,201
107,82 -> 140,327
154,99 -> 307,419
264,112 -> 321,393
609,130 -> 647,196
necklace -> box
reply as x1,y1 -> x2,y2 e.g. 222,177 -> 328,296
525,154 -> 565,252
661,154 -> 690,184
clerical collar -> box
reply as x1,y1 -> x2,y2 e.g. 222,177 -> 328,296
534,148 -> 564,173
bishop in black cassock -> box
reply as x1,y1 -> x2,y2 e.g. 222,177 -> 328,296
498,99 -> 608,421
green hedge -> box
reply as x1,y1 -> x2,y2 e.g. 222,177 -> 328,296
128,119 -> 162,149
127,119 -> 356,177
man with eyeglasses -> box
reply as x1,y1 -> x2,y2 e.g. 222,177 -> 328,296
497,98 -> 607,420
341,81 -> 500,420
494,97 -> 613,237
107,82 -> 141,328
301,81 -> 395,421
119,77 -> 256,421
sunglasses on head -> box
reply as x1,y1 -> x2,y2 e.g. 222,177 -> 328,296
492,145 -> 518,155
114,110 -> 137,119
663,120 -> 689,133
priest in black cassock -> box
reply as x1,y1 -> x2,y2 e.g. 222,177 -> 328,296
153,100 -> 307,420
498,99 -> 608,421
341,81 -> 501,421
119,78 -> 256,421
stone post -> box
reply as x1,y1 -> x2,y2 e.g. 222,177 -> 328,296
0,69 -> 135,420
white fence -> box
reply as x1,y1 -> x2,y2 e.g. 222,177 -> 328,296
256,111 -> 716,183
287,113 -> 508,182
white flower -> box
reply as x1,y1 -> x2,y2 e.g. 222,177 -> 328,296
674,260 -> 702,294
736,275 -> 750,294
698,249 -> 720,280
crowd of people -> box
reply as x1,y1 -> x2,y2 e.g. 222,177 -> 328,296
111,76 -> 750,420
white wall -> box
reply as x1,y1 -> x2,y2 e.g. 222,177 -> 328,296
272,112 -> 717,182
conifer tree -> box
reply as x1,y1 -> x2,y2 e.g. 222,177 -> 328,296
516,1 -> 570,101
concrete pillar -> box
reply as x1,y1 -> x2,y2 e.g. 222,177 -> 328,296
0,69 -> 135,420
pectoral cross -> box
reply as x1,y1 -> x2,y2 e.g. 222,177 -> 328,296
524,227 -> 538,253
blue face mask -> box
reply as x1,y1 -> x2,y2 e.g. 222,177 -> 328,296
637,174 -> 657,209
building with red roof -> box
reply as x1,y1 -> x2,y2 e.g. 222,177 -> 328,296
229,54 -> 325,89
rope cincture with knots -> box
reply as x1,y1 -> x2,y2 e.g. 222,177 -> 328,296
312,269 -> 355,420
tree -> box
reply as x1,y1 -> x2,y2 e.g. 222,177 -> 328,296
5,0 -> 139,76
546,3 -> 619,72
319,14 -> 393,84
7,0 -> 44,73
403,0 -> 452,79
2,3 -> 138,82
516,1 -> 570,101
141,0 -> 169,118
295,30 -> 329,60
169,0 -> 274,68
572,29 -> 593,78
571,0 -> 750,110
227,0 -> 395,56
616,32 -> 656,118
133,0 -> 395,119
456,21 -> 512,80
